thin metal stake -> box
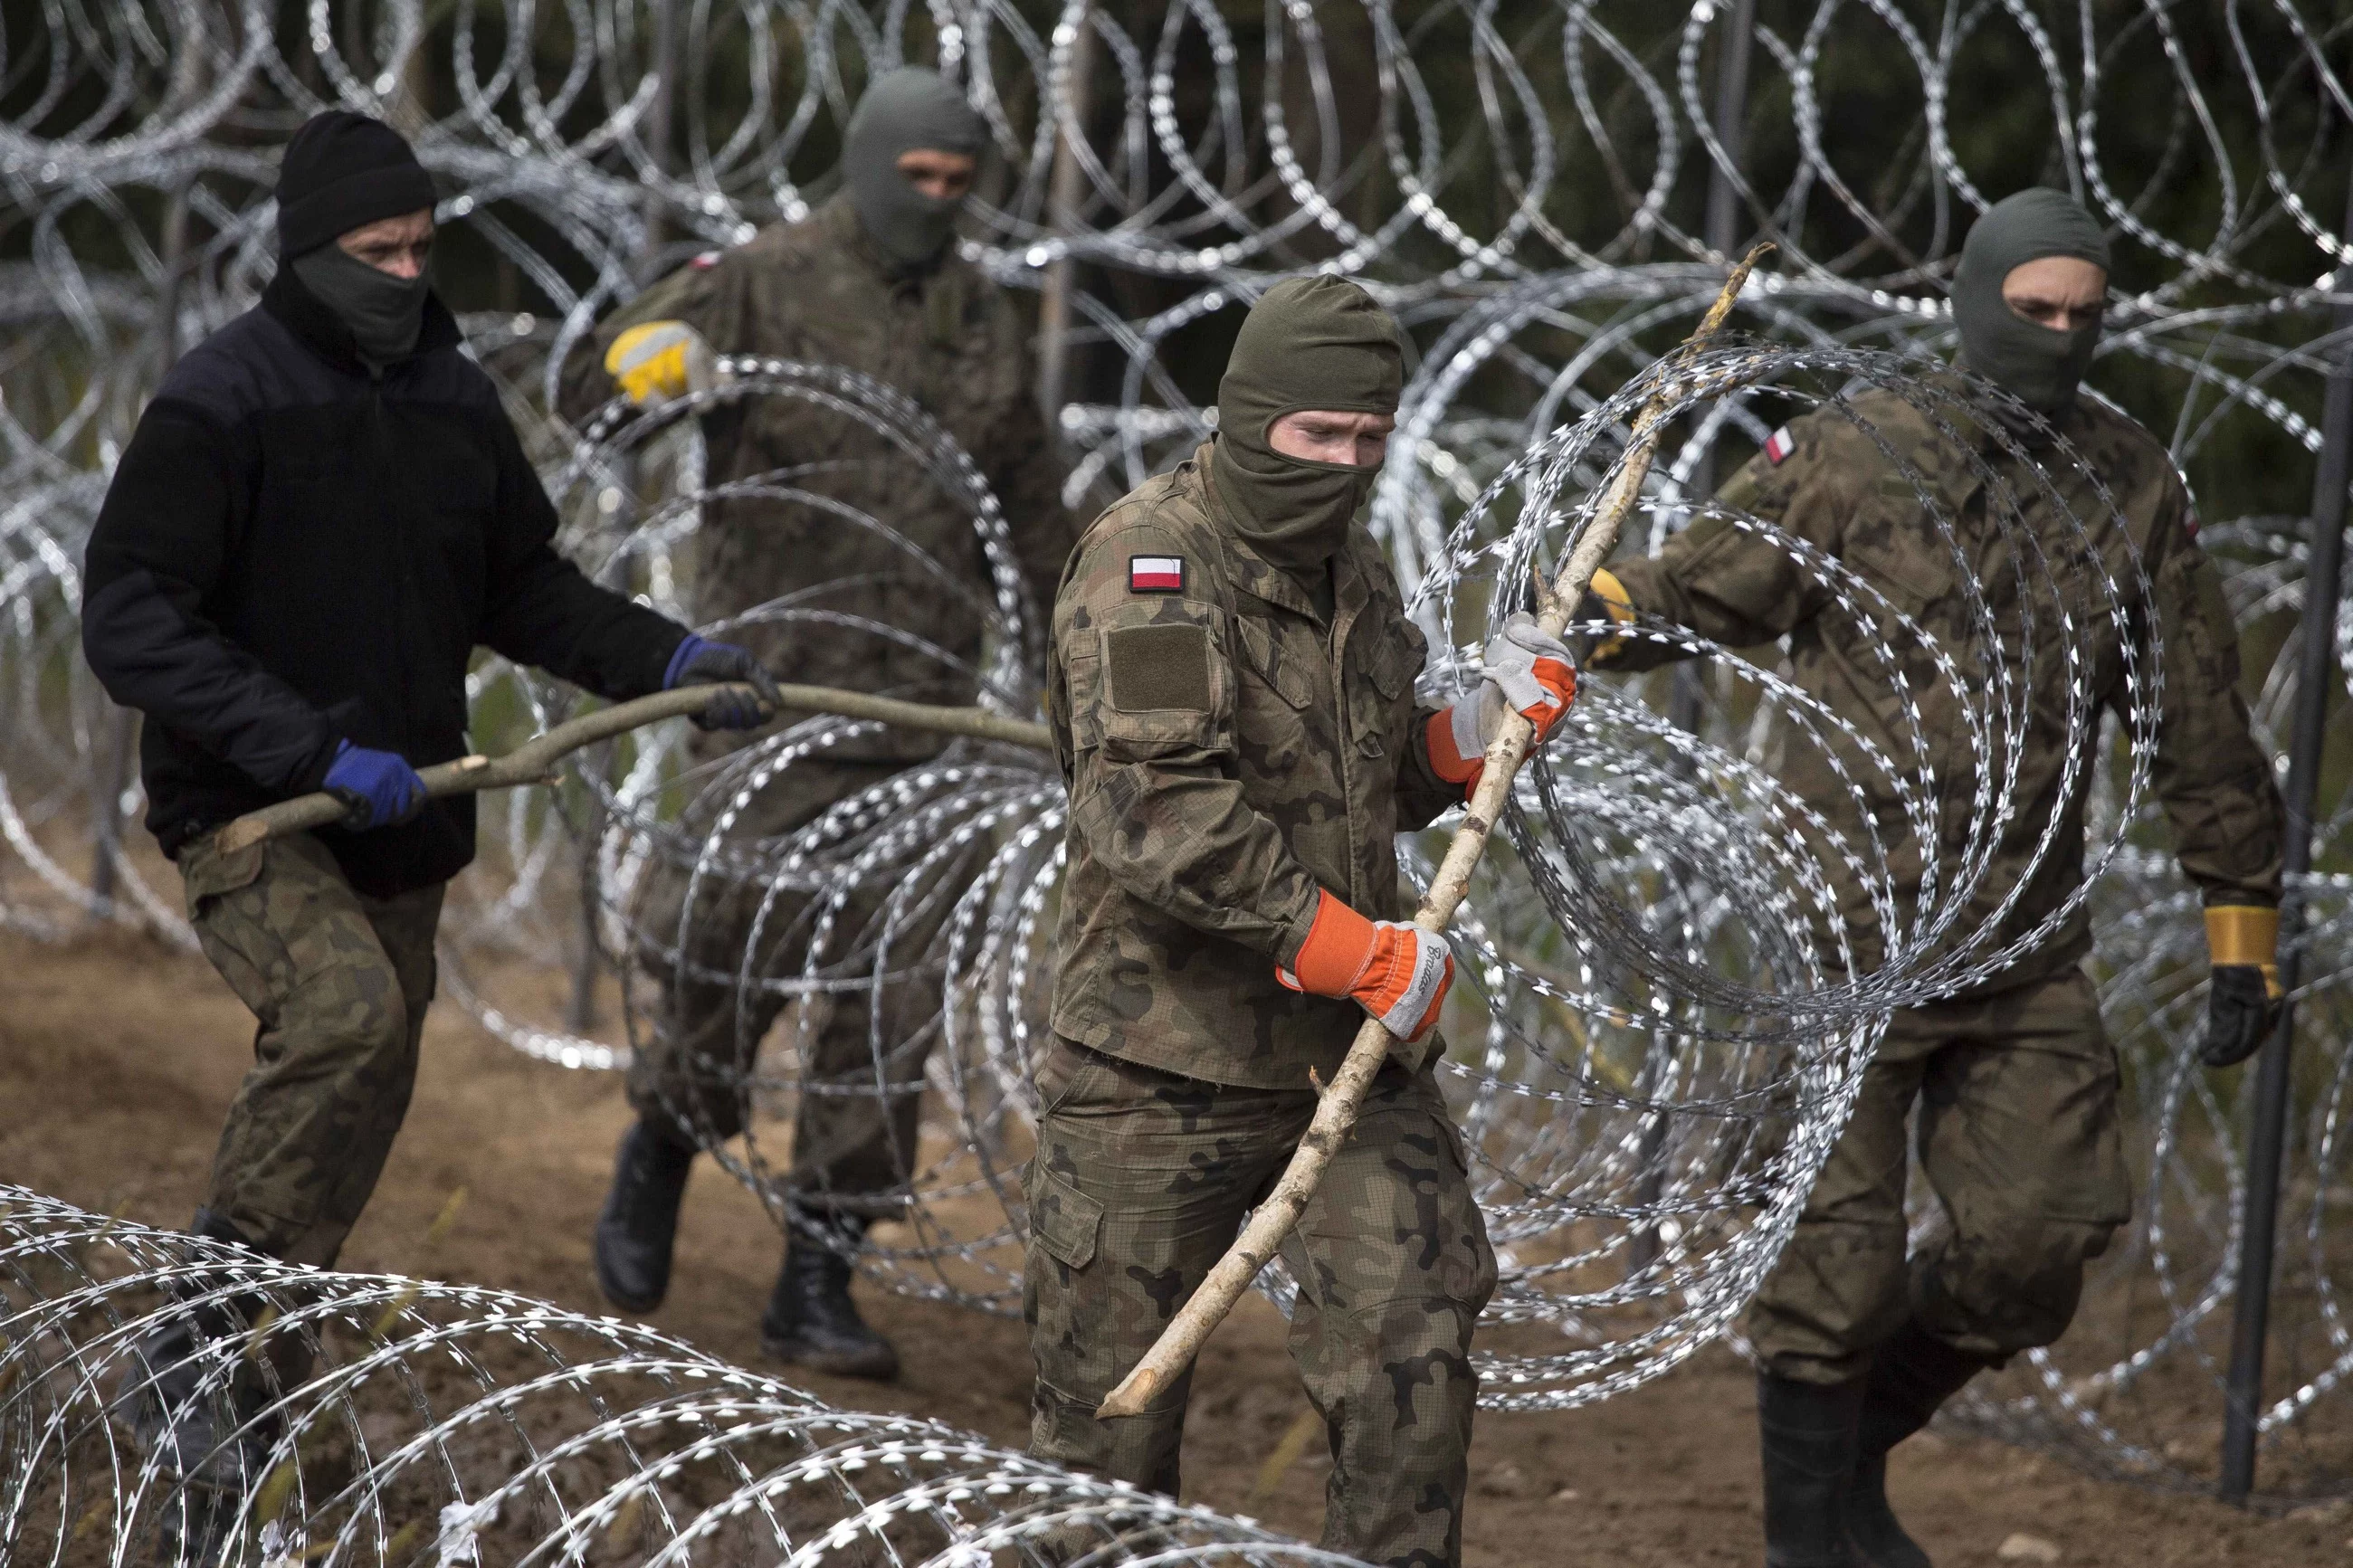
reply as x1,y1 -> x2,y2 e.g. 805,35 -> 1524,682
2218,167 -> 2353,1501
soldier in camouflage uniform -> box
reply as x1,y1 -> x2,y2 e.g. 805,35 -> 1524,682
563,69 -> 1075,1380
1030,277 -> 1577,1568
1584,190 -> 2285,1567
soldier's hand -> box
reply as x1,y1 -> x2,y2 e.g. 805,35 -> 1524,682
1426,611 -> 1578,795
1277,890 -> 1454,1064
663,633 -> 782,730
321,741 -> 428,831
2201,905 -> 2283,1069
2204,965 -> 2283,1069
1569,567 -> 1636,666
605,319 -> 717,408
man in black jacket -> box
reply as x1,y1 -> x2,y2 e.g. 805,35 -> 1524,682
82,109 -> 777,1278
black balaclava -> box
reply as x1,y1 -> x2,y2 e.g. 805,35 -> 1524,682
1952,187 -> 2111,417
277,110 -> 438,365
843,69 -> 985,273
1209,276 -> 1404,575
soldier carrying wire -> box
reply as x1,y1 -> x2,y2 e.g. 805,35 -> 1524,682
563,67 -> 1077,1382
1581,188 -> 2287,1568
1030,275 -> 1577,1568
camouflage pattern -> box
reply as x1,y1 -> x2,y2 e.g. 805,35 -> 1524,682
558,194 -> 1075,753
1601,382 -> 2284,987
624,757 -> 967,1215
1025,1038 -> 1495,1568
568,192 -> 1070,1193
1746,971 -> 2129,1382
178,831 -> 444,1268
1043,441 -> 1460,1090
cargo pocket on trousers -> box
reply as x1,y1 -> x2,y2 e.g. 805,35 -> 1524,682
177,838 -> 281,1029
178,837 -> 266,920
1031,1164 -> 1104,1272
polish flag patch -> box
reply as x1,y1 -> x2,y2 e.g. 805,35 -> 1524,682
1763,425 -> 1796,466
1129,555 -> 1186,593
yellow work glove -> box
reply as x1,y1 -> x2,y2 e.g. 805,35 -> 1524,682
604,319 -> 716,407
2202,904 -> 2283,1068
1572,566 -> 1637,666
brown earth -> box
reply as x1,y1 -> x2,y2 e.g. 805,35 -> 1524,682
0,925 -> 2339,1566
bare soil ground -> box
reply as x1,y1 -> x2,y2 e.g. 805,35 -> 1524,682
2,926 -> 2339,1565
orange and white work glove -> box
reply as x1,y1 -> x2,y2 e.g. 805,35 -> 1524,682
2202,904 -> 2284,1069
604,319 -> 717,407
1426,611 -> 1578,795
1278,889 -> 1455,1060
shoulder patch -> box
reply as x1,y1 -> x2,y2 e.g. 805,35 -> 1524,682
689,250 -> 723,271
1763,425 -> 1796,466
1129,555 -> 1186,594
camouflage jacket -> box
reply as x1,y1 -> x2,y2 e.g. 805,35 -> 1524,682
1601,382 -> 2283,992
559,196 -> 1074,755
1045,442 -> 1461,1088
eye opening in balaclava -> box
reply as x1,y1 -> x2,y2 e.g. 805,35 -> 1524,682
1952,187 -> 2111,419
843,68 -> 985,273
1209,276 -> 1405,576
277,110 -> 439,366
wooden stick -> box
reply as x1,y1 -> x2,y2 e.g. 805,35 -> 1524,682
211,682 -> 1053,853
1095,242 -> 1774,1421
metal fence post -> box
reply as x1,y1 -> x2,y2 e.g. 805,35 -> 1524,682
2217,167 -> 2353,1501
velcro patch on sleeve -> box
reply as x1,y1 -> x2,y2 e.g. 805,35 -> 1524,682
1129,555 -> 1186,593
1763,425 -> 1796,466
1107,622 -> 1213,712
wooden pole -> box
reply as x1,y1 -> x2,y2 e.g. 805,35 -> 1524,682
1095,242 -> 1774,1421
210,683 -> 1052,854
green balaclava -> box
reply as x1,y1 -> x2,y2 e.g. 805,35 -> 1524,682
1210,276 -> 1405,575
1952,187 -> 2112,417
843,68 -> 985,272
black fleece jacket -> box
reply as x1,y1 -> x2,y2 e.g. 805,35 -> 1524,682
82,267 -> 689,897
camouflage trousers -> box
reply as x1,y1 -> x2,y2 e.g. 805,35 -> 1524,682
178,832 -> 444,1268
1747,969 -> 2129,1383
625,758 -> 959,1218
1025,1039 -> 1496,1568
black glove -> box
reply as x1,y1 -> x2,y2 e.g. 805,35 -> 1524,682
663,634 -> 782,731
2203,964 -> 2283,1069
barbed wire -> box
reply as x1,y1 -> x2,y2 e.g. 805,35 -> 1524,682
0,1184 -> 1375,1565
2,0 -> 2351,1499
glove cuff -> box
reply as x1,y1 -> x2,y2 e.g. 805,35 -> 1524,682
662,632 -> 710,690
2205,905 -> 2280,969
1427,708 -> 1483,787
1281,889 -> 1377,998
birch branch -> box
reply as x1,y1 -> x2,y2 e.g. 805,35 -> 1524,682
1095,242 -> 1774,1421
211,682 -> 1053,853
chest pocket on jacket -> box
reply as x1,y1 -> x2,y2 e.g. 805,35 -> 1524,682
1348,612 -> 1423,760
1234,613 -> 1321,779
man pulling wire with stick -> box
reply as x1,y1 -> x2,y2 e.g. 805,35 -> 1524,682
79,109 -> 777,1547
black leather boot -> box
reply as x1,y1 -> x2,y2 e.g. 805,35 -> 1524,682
759,1210 -> 900,1382
1844,1326 -> 1990,1568
123,1213 -> 282,1564
1758,1373 -> 1865,1568
593,1118 -> 698,1312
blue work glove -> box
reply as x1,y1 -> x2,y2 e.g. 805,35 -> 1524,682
663,633 -> 782,730
321,740 -> 428,830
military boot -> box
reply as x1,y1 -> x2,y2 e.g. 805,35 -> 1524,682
759,1210 -> 900,1381
120,1214 -> 281,1565
1758,1373 -> 1865,1568
1844,1325 -> 1991,1568
594,1117 -> 698,1312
